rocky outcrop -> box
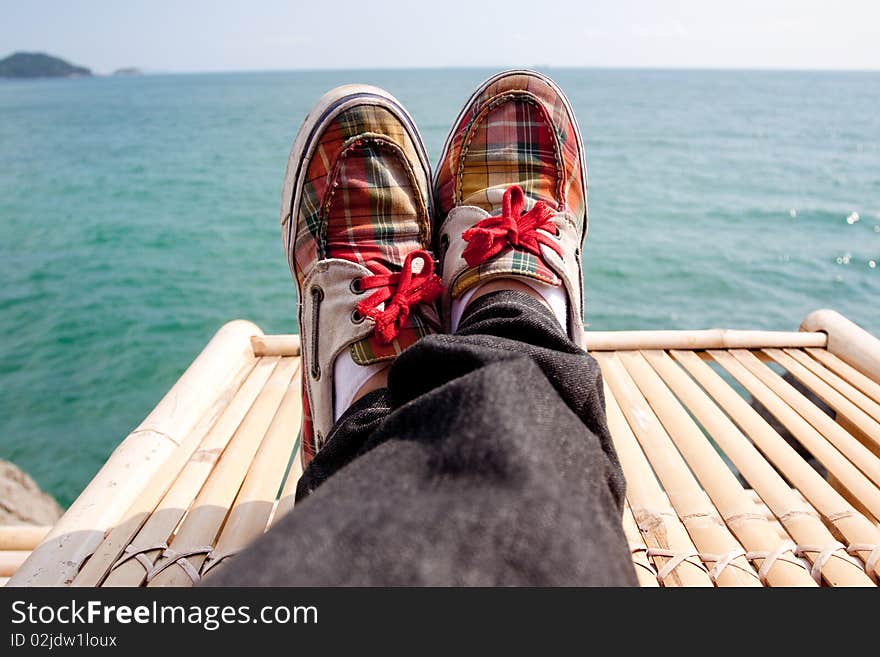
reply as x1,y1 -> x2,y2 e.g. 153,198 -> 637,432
0,460 -> 62,525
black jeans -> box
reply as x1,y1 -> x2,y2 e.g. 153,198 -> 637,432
208,291 -> 636,586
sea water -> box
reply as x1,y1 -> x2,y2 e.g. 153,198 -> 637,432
1,68 -> 878,504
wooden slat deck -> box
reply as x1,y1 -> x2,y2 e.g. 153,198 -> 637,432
0,526 -> 48,587
7,310 -> 880,587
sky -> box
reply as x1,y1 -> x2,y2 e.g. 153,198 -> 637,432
2,0 -> 879,73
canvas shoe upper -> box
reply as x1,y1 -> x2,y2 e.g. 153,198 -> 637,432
281,85 -> 441,465
433,70 -> 588,345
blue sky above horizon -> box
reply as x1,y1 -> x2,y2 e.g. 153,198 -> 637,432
3,0 -> 879,73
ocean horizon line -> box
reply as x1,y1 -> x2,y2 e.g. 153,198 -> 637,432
4,63 -> 880,79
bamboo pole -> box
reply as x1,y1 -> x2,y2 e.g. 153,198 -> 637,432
744,490 -> 806,542
9,320 -> 262,587
0,526 -> 50,552
0,551 -> 29,577
147,357 -> 300,587
801,310 -> 880,382
70,397 -> 230,586
709,350 -> 880,522
729,349 -> 880,488
783,349 -> 880,426
603,381 -> 713,586
203,363 -> 303,578
621,501 -> 660,587
745,487 -> 812,511
618,351 -> 815,586
251,334 -> 301,357
805,348 -> 880,406
644,349 -> 872,585
765,348 -> 880,452
272,442 -> 303,526
597,353 -> 761,586
82,357 -> 278,587
674,349 -> 880,581
584,329 -> 825,352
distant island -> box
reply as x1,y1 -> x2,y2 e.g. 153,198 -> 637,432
113,67 -> 142,76
0,52 -> 91,78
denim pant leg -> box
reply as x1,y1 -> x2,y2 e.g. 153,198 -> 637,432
206,290 -> 636,586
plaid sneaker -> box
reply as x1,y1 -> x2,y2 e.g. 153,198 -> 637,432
281,85 -> 441,466
434,70 -> 588,344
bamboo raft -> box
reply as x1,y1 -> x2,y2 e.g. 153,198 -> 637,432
7,309 -> 880,587
0,526 -> 48,587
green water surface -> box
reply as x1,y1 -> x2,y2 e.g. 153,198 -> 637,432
1,69 -> 878,504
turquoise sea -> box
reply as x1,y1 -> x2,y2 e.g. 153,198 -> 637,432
1,69 -> 879,506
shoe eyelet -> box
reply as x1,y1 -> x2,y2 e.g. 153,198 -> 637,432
310,285 -> 324,301
310,363 -> 321,380
350,278 -> 364,294
351,309 -> 365,324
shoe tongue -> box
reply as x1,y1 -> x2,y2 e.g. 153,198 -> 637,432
349,315 -> 435,366
462,183 -> 551,215
482,185 -> 507,210
364,256 -> 425,276
350,254 -> 438,366
363,258 -> 395,275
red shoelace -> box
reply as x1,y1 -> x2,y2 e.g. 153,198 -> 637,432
356,249 -> 443,344
461,185 -> 562,268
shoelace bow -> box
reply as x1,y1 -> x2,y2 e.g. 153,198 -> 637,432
461,185 -> 562,268
356,249 -> 443,344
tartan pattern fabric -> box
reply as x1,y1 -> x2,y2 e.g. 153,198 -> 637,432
295,105 -> 431,281
349,322 -> 434,363
435,72 -> 585,221
451,248 -> 559,297
293,104 -> 436,366
435,71 -> 585,299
